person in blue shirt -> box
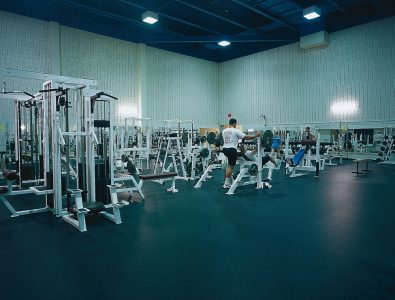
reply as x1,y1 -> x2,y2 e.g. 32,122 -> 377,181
271,130 -> 281,159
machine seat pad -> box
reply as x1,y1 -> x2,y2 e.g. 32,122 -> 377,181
2,171 -> 18,181
139,172 -> 177,180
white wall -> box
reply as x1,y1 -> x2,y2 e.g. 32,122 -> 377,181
0,11 -> 50,132
59,26 -> 139,125
1,10 -> 394,134
145,47 -> 218,128
218,16 -> 395,129
0,10 -> 219,135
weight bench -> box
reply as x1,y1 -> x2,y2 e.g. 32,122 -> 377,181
139,172 -> 178,193
352,159 -> 372,176
286,148 -> 306,167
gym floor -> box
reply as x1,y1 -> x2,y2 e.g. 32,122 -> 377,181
1,161 -> 395,300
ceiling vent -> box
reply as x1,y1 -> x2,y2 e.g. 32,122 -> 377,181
300,31 -> 329,50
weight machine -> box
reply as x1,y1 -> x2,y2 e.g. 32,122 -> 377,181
195,130 -> 277,195
56,87 -> 128,232
284,132 -> 324,178
111,117 -> 149,201
117,117 -> 151,170
154,119 -> 188,180
0,89 -> 50,217
0,69 -> 128,232
183,122 -> 217,180
225,138 -> 265,195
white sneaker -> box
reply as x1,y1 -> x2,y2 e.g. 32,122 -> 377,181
223,183 -> 231,189
263,181 -> 272,189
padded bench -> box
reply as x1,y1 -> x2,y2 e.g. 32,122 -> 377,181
139,172 -> 178,193
352,159 -> 372,176
2,171 -> 18,181
139,172 -> 177,180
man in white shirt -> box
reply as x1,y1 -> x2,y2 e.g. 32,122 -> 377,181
222,118 -> 261,188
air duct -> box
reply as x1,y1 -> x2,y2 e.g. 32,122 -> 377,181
300,31 -> 329,49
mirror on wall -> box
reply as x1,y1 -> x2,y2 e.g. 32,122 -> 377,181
317,127 -> 394,155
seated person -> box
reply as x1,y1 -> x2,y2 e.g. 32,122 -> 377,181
302,127 -> 316,151
242,147 -> 280,168
304,127 -> 315,140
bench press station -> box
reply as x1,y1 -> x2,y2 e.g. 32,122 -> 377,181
139,172 -> 178,193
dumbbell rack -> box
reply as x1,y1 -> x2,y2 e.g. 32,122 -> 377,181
154,135 -> 188,180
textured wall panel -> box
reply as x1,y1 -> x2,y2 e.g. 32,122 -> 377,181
60,26 -> 139,125
219,16 -> 395,129
0,11 -> 50,136
145,47 -> 218,128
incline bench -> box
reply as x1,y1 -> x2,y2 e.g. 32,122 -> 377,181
352,159 -> 372,176
139,172 -> 178,193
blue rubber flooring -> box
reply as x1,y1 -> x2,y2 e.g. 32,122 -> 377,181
1,161 -> 395,300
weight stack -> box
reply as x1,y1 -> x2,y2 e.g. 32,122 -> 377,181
95,178 -> 110,204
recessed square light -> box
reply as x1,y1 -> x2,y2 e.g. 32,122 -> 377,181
142,11 -> 158,24
303,6 -> 321,20
218,40 -> 231,47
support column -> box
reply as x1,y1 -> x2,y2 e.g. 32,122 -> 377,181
136,43 -> 147,119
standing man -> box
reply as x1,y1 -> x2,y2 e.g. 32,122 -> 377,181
222,118 -> 261,189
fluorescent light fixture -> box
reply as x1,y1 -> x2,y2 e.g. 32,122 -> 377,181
218,40 -> 231,47
142,11 -> 158,24
303,6 -> 321,20
331,100 -> 358,116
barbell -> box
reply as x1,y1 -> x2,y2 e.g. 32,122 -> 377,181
207,132 -> 217,145
216,133 -> 224,147
216,130 -> 274,148
260,130 -> 273,148
199,148 -> 210,158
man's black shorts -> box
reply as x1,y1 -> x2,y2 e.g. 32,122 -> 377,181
223,147 -> 237,166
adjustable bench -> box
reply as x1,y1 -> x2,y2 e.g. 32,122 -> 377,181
286,148 -> 306,167
139,172 -> 178,193
352,159 -> 372,176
